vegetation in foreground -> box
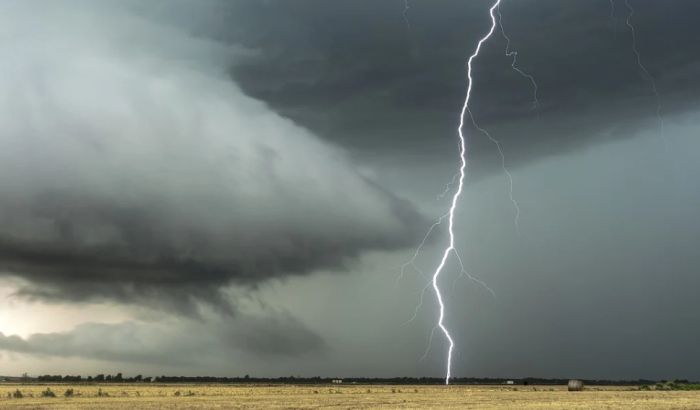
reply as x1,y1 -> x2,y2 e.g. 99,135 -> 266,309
1,383 -> 700,409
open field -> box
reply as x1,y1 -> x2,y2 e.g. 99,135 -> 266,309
1,384 -> 700,409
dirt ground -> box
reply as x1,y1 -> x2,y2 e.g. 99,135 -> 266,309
1,383 -> 699,409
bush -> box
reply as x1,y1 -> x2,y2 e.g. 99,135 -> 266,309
12,389 -> 23,399
64,388 -> 74,397
41,388 -> 56,398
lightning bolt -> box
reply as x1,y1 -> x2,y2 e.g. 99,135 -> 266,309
396,213 -> 449,287
399,0 -> 531,384
397,207 -> 495,326
403,0 -> 411,30
498,5 -> 539,111
400,0 -> 665,388
469,116 -> 521,233
436,173 -> 460,201
418,249 -> 496,364
476,3 -> 541,234
623,0 -> 665,142
428,0 -> 503,385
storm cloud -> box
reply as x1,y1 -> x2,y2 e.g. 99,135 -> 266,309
0,310 -> 325,365
228,0 -> 700,174
0,1 -> 424,309
1,0 -> 700,380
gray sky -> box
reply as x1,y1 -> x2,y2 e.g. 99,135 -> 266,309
1,0 -> 699,380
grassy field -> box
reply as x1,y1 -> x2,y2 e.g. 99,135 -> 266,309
1,383 -> 700,409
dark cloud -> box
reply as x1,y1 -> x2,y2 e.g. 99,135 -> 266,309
0,0 -> 425,310
227,0 -> 700,173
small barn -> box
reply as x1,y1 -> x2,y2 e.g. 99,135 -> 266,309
567,379 -> 584,391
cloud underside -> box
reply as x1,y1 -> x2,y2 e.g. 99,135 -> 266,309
0,1 -> 424,310
0,310 -> 326,364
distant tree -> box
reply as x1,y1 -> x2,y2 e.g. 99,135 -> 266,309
105,375 -> 113,382
114,373 -> 123,382
134,374 -> 143,382
95,374 -> 105,382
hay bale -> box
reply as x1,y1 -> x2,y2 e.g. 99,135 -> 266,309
568,379 -> 584,391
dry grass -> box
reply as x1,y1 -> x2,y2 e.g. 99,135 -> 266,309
1,383 -> 699,409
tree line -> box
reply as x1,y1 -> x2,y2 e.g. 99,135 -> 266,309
25,375 -> 680,385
